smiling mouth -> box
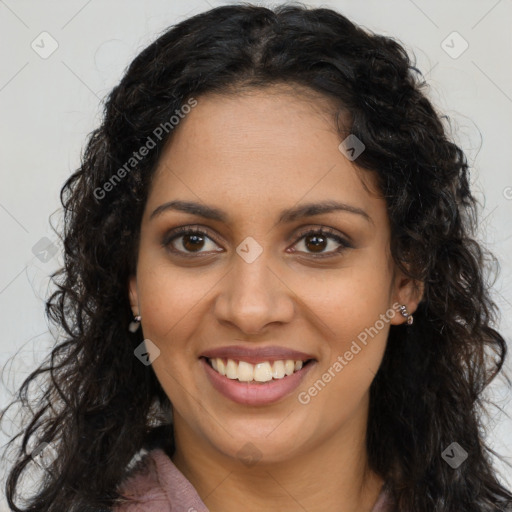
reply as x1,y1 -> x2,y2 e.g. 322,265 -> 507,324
202,357 -> 315,383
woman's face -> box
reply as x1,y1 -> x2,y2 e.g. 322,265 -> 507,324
129,86 -> 417,465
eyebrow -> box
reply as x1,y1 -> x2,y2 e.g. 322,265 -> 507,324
149,199 -> 373,225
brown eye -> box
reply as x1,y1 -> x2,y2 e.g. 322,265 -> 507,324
291,228 -> 352,257
182,233 -> 206,252
162,226 -> 351,259
304,233 -> 328,253
162,227 -> 222,256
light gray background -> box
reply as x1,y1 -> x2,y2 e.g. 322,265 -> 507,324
1,0 -> 511,509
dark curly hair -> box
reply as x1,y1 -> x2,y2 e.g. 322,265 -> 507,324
1,3 -> 511,511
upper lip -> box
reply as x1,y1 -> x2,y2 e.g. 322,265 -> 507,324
200,345 -> 316,364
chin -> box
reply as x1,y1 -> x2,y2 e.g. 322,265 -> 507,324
207,426 -> 311,466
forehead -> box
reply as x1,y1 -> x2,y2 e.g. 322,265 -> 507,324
146,86 -> 384,226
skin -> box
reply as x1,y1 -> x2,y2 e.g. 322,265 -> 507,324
129,85 -> 422,512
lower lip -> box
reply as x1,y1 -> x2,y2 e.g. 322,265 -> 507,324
201,358 -> 315,406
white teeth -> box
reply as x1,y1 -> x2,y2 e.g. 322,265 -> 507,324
225,359 -> 238,379
208,358 -> 308,382
217,358 -> 226,376
284,360 -> 295,376
237,361 -> 254,382
254,362 -> 273,382
272,360 -> 285,379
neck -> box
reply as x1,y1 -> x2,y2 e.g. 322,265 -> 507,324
171,408 -> 384,512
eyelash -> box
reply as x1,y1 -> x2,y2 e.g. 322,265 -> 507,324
161,225 -> 352,259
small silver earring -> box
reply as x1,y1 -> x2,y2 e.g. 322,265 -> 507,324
399,305 -> 413,325
128,315 -> 141,333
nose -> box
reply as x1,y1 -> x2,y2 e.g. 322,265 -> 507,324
213,246 -> 295,335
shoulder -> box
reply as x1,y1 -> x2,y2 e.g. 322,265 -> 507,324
371,482 -> 395,512
112,449 -> 170,512
112,448 -> 209,512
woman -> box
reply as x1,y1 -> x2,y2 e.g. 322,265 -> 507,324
1,3 -> 511,511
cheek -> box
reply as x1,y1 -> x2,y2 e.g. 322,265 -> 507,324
299,256 -> 393,337
136,265 -> 203,405
136,260 -> 214,342
299,299 -> 389,430
295,259 -> 392,410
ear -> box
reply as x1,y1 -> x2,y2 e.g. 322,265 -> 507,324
389,270 -> 424,326
128,274 -> 139,317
